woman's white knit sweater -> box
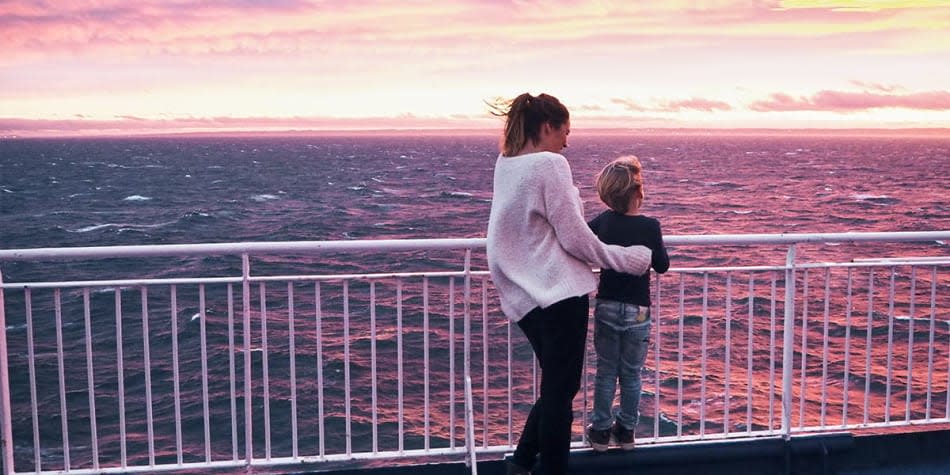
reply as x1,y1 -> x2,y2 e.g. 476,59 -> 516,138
487,151 -> 653,321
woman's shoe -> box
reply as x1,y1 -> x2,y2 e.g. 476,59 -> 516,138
586,424 -> 612,452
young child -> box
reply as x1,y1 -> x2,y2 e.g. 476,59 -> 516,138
586,155 -> 670,452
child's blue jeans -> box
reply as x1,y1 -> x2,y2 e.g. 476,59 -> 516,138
590,298 -> 651,431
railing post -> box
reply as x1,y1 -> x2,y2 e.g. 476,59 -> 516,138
463,249 -> 472,380
0,267 -> 14,475
462,249 -> 477,469
242,254 -> 253,468
781,245 -> 797,440
464,376 -> 478,474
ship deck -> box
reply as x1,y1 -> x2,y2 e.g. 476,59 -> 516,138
314,427 -> 950,475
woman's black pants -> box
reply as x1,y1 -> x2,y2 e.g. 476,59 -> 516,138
511,295 -> 589,474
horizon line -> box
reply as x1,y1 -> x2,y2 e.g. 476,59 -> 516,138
3,126 -> 949,140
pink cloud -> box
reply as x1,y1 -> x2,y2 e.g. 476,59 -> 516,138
611,97 -> 731,113
850,80 -> 903,93
750,90 -> 950,112
656,98 -> 732,112
610,98 -> 648,112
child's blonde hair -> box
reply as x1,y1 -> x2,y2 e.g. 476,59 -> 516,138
596,155 -> 644,214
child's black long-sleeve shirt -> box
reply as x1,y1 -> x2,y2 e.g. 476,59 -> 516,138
588,210 -> 670,306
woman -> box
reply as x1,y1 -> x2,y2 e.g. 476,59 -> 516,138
486,93 -> 652,474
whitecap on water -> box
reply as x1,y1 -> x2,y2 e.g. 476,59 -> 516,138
68,220 -> 176,233
123,195 -> 152,201
70,223 -> 117,233
251,194 -> 281,202
852,193 -> 899,205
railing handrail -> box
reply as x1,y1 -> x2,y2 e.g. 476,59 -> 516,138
0,230 -> 947,475
0,231 -> 947,261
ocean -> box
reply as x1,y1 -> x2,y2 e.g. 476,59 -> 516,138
0,132 -> 948,471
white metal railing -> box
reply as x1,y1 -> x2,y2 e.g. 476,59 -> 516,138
0,231 -> 948,474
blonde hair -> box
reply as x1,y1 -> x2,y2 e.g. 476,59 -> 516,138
488,93 -> 569,157
596,155 -> 644,214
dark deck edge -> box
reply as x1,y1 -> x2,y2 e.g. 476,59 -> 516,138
301,428 -> 950,475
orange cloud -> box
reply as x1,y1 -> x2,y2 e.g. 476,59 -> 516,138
749,90 -> 950,112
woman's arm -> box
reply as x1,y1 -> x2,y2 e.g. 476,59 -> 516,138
543,154 -> 651,275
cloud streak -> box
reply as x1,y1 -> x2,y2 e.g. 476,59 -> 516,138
750,90 -> 950,112
0,114 -> 496,137
611,97 -> 732,113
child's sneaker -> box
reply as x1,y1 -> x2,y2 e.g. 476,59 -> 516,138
586,424 -> 612,452
612,422 -> 635,450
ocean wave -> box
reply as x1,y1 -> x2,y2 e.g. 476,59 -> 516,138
123,195 -> 152,201
251,194 -> 281,202
852,194 -> 899,205
441,191 -> 473,199
66,220 -> 178,233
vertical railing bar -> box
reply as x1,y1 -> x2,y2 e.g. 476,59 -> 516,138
315,282 -> 325,459
141,287 -> 155,466
464,376 -> 479,475
170,286 -> 183,465
945,292 -> 949,421
700,272 -> 708,437
821,268 -> 831,428
925,267 -> 936,421
507,303 -> 513,447
842,268 -> 853,427
582,318 -> 589,437
462,250 -> 471,450
241,254 -> 252,465
724,272 -> 732,435
397,279 -> 405,454
116,288 -> 127,467
798,270 -> 809,429
677,274 -> 685,438
654,273 -> 662,439
200,284 -> 211,462
227,284 -> 238,461
747,275 -> 754,435
26,288 -> 41,473
905,267 -> 916,422
769,273 -> 777,433
884,267 -> 896,423
55,289 -> 71,471
343,280 -> 352,456
532,355 -> 538,407
423,277 -> 431,451
83,288 -> 100,470
481,277 -> 489,448
370,281 -> 378,454
288,283 -> 299,460
0,269 -> 12,475
449,277 -> 456,449
780,245 -> 797,440
864,267 -> 874,426
260,282 -> 272,460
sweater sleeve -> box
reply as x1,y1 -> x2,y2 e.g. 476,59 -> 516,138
542,154 -> 652,275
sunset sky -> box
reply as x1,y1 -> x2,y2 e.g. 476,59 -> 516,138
1,0 -> 949,136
